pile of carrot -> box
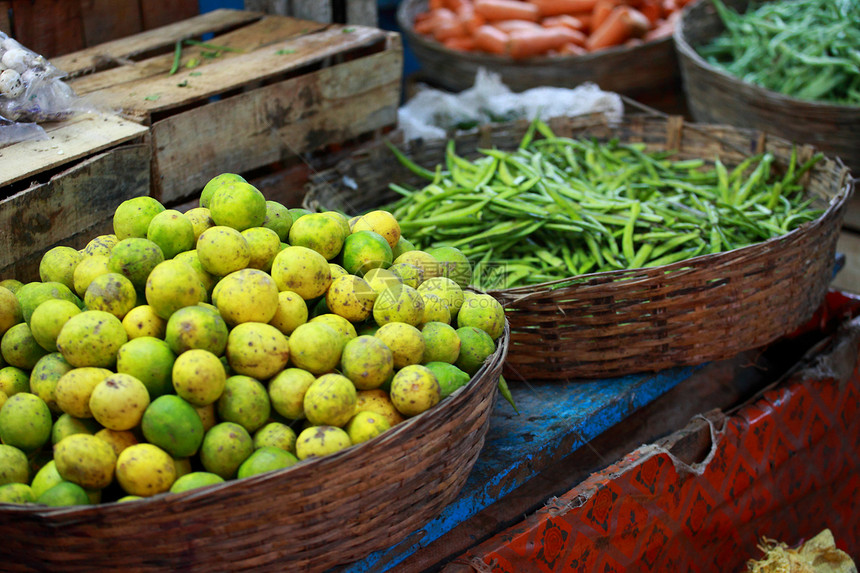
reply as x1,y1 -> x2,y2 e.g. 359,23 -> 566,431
413,0 -> 694,58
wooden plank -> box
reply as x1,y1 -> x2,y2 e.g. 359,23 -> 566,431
0,143 -> 151,281
244,0 -> 289,15
0,1 -> 12,35
140,0 -> 199,31
80,0 -> 143,48
0,112 -> 149,188
150,33 -> 402,203
833,230 -> 860,295
66,15 -> 328,96
51,9 -> 263,78
345,0 -> 378,27
843,194 -> 860,232
80,25 -> 391,124
291,0 -> 333,24
9,0 -> 85,58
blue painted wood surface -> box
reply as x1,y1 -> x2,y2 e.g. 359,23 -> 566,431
338,365 -> 702,572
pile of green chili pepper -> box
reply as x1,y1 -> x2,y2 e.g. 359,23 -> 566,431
697,0 -> 860,105
382,119 -> 824,290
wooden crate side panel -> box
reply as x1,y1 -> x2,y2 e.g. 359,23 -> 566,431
9,0 -> 85,58
67,15 -> 327,96
139,0 -> 199,31
80,0 -> 143,48
51,9 -> 263,78
0,113 -> 149,189
0,1 -> 11,34
81,25 -> 390,124
245,0 -> 377,25
150,38 -> 402,203
0,144 -> 151,275
290,1 -> 333,24
833,231 -> 860,295
345,0 -> 378,27
0,216 -> 115,283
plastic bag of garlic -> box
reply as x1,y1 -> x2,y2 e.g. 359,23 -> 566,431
0,31 -> 81,145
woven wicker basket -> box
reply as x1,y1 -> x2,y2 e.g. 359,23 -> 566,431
304,115 -> 853,380
397,0 -> 679,97
674,0 -> 860,174
0,324 -> 508,572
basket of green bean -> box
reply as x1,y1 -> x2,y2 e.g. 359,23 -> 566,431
674,0 -> 860,175
304,114 -> 853,380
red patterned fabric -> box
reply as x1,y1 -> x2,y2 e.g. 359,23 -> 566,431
455,299 -> 860,572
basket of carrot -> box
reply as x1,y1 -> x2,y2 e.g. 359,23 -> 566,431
398,0 -> 690,98
304,114 -> 853,380
674,0 -> 860,174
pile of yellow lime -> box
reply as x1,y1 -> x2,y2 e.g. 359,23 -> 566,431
0,173 -> 505,507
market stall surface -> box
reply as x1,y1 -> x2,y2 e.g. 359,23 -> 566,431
336,364 -> 701,572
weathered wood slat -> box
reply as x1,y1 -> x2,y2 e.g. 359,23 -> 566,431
151,32 -> 402,202
139,0 -> 199,31
245,0 -> 378,26
51,9 -> 263,77
290,1 -> 333,24
346,0 -> 378,27
67,16 -> 328,95
834,231 -> 860,295
80,25 -> 391,125
9,0 -> 85,58
0,143 -> 151,281
80,0 -> 143,48
0,113 -> 149,188
0,2 -> 11,34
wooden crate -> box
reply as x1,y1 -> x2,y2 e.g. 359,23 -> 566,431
245,0 -> 378,27
53,8 -> 402,205
0,0 -> 199,58
0,113 -> 150,283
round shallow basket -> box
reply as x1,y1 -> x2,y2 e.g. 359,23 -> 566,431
397,0 -> 680,98
674,0 -> 860,175
0,324 -> 508,572
304,115 -> 853,381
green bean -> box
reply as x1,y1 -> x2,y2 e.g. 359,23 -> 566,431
377,118 -> 824,287
701,0 -> 860,105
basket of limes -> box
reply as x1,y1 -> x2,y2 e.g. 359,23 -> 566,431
0,175 -> 509,572
304,113 -> 853,380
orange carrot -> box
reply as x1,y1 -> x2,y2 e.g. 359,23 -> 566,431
414,7 -> 455,36
643,10 -> 678,40
430,0 -> 445,9
455,3 -> 486,35
626,6 -> 651,35
415,17 -> 438,35
661,0 -> 678,14
508,26 -> 572,58
591,0 -> 618,31
585,5 -> 648,50
444,0 -> 470,10
444,36 -> 478,50
435,17 -> 468,41
493,19 -> 544,33
541,14 -> 586,31
573,12 -> 593,30
474,0 -> 540,22
638,0 -> 662,25
473,24 -> 511,54
558,42 -> 587,55
528,0 -> 598,17
553,25 -> 587,46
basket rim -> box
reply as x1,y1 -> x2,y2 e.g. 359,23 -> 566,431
673,0 -> 860,113
397,0 -> 674,66
2,321 -> 511,519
